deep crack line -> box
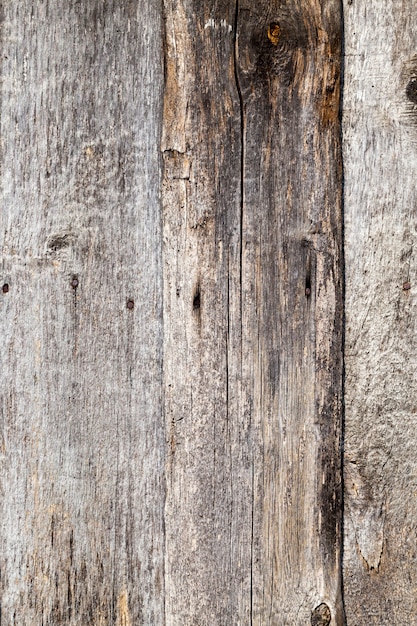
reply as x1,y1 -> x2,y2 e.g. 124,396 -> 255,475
233,0 -> 244,314
233,3 -> 253,625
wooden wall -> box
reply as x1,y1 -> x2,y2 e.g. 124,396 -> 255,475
0,2 -> 414,624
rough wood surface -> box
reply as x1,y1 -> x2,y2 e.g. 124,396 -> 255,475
0,1 -> 345,624
162,1 -> 245,623
343,1 -> 417,622
0,2 -> 165,623
236,2 -> 344,623
162,1 -> 344,623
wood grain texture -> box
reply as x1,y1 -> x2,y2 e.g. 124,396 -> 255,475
343,1 -> 417,622
0,2 -> 165,623
162,2 -> 246,623
0,1 -> 345,624
163,0 -> 344,623
236,2 -> 344,623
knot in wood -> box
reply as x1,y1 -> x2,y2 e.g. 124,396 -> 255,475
267,22 -> 280,46
311,603 -> 331,626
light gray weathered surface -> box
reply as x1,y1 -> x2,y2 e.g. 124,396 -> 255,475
0,2 -> 164,623
343,0 -> 417,622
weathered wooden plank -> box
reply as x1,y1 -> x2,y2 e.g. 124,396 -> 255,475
162,0 -> 344,623
343,1 -> 417,622
0,2 -> 164,623
236,1 -> 344,623
161,2 -> 248,623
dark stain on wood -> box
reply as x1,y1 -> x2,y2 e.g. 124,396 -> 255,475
235,0 -> 344,621
406,78 -> 417,104
47,233 -> 72,253
401,57 -> 417,126
193,285 -> 201,311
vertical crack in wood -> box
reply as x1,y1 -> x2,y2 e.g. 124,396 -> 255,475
233,3 -> 253,624
233,0 -> 245,337
160,26 -> 167,626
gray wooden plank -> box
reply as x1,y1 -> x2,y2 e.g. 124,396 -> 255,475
0,2 -> 350,623
343,1 -> 417,622
161,2 -> 248,623
0,2 -> 164,623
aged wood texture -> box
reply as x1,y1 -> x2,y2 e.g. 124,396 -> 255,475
0,1 -> 345,624
343,1 -> 417,622
236,2 -> 344,623
163,1 -> 344,624
0,2 -> 165,624
162,3 -> 246,623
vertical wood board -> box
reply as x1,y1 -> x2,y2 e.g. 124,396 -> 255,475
343,1 -> 417,622
236,1 -> 343,623
162,1 -> 344,623
0,2 -> 165,623
162,1 -> 246,623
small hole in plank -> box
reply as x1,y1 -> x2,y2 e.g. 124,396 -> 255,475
193,287 -> 201,310
305,275 -> 311,297
406,78 -> 417,104
311,603 -> 331,626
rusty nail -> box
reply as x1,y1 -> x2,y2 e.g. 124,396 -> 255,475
305,287 -> 311,296
403,281 -> 411,291
2,283 -> 9,294
127,299 -> 134,310
71,277 -> 79,289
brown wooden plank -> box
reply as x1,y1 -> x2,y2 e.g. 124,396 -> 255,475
343,1 -> 417,622
162,0 -> 344,623
0,2 -> 165,623
236,1 -> 344,623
